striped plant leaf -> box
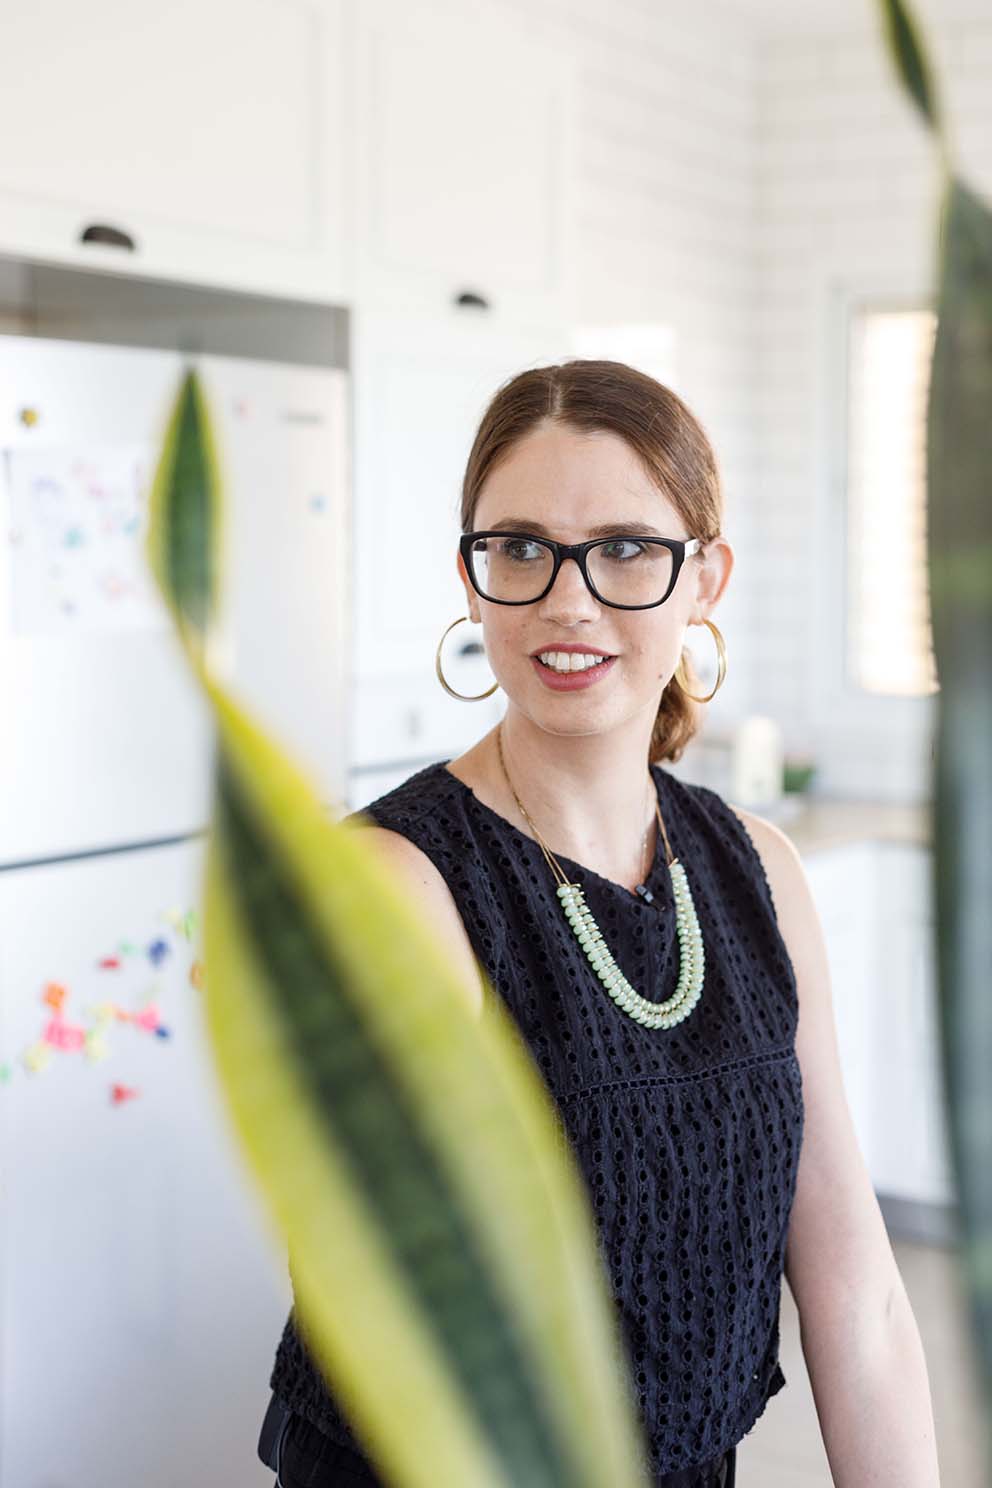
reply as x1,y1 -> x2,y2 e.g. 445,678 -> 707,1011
879,0 -> 942,135
146,366 -> 223,648
880,0 -> 992,1455
145,368 -> 652,1488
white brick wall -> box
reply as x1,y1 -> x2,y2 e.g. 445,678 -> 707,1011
492,0 -> 989,802
756,12 -> 992,799
497,0 -> 765,748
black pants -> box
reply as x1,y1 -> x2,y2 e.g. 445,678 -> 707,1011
258,1393 -> 736,1487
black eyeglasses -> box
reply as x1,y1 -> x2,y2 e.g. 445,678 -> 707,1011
459,531 -> 704,610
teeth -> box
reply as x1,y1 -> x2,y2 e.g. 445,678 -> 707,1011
537,651 -> 610,673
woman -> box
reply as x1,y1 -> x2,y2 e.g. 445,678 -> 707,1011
260,360 -> 940,1486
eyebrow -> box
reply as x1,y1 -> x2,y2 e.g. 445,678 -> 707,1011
486,517 -> 670,539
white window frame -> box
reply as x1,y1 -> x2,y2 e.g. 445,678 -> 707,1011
810,279 -> 938,802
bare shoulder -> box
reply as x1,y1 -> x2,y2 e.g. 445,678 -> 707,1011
723,800 -> 829,1009
723,801 -> 807,918
358,824 -> 485,1019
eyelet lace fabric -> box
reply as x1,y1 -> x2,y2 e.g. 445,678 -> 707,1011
268,761 -> 805,1483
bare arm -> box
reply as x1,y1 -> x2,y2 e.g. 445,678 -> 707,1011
730,805 -> 941,1488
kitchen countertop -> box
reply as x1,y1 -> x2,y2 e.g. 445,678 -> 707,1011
753,794 -> 933,856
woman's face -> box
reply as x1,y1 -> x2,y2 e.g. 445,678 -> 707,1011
456,421 -> 727,741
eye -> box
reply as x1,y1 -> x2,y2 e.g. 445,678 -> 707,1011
502,538 -> 545,562
599,539 -> 646,561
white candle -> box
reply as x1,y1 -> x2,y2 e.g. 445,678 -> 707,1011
731,715 -> 784,808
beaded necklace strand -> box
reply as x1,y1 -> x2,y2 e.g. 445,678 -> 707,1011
494,724 -> 705,1030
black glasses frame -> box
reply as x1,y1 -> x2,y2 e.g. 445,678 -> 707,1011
459,531 -> 704,610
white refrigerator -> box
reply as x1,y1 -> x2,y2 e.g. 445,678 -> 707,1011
0,333 -> 350,1486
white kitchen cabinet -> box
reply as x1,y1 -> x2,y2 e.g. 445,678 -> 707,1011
350,0 -> 577,321
800,837 -> 953,1213
347,670 -> 504,785
349,305 -> 574,692
0,0 -> 350,301
870,843 -> 954,1207
803,842 -> 878,1173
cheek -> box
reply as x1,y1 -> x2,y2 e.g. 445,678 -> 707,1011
484,616 -> 526,662
629,629 -> 682,682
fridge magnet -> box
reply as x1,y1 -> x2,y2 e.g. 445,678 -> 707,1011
22,1042 -> 54,1074
164,906 -> 199,942
98,955 -> 122,970
85,1029 -> 111,1062
110,1083 -> 140,1106
146,937 -> 171,967
42,980 -> 67,1013
189,959 -> 206,990
41,1014 -> 86,1052
130,1001 -> 162,1032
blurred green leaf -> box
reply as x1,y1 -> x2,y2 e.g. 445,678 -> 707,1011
145,367 -> 653,1488
880,0 -> 992,1469
879,0 -> 943,134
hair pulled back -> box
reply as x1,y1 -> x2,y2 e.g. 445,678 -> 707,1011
459,358 -> 724,764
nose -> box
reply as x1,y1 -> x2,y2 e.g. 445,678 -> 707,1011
535,554 -> 601,619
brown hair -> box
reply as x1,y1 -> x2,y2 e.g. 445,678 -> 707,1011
459,358 -> 725,764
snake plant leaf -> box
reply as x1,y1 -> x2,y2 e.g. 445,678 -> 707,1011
145,366 -> 222,650
145,367 -> 652,1488
878,0 -> 943,136
927,173 -> 992,1424
880,0 -> 992,1450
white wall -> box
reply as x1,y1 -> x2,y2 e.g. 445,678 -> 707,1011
498,0 -> 765,734
755,11 -> 992,798
494,1 -> 991,803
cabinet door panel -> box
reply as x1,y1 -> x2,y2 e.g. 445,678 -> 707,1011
355,0 -> 575,317
804,844 -> 877,1168
0,0 -> 348,296
872,845 -> 953,1206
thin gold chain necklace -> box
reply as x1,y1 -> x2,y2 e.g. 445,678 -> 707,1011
494,724 -> 705,1030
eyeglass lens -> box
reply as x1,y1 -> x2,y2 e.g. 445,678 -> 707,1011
469,535 -> 675,606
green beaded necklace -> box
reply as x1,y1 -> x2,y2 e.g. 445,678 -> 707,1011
495,725 -> 705,1030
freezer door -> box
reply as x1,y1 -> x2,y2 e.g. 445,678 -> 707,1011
0,837 -> 292,1487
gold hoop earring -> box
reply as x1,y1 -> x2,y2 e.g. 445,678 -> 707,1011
674,618 -> 727,703
435,615 -> 500,701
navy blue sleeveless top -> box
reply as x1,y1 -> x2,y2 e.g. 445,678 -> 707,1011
268,758 -> 805,1480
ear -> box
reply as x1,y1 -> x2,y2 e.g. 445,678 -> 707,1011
691,536 -> 734,620
456,551 -> 483,624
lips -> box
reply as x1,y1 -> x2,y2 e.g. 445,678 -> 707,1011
530,653 -> 618,690
529,647 -> 616,658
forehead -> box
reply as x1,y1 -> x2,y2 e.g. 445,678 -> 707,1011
473,422 -> 681,534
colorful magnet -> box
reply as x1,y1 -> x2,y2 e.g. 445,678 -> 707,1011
132,1003 -> 160,1032
85,1030 -> 110,1062
42,1016 -> 86,1052
23,1042 -> 53,1074
42,981 -> 67,1013
146,938 -> 170,967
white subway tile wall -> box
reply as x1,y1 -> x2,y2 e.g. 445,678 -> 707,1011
494,1 -> 992,801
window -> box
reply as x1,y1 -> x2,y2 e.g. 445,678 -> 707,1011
846,306 -> 939,697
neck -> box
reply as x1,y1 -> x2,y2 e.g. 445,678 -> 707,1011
487,711 -> 660,884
